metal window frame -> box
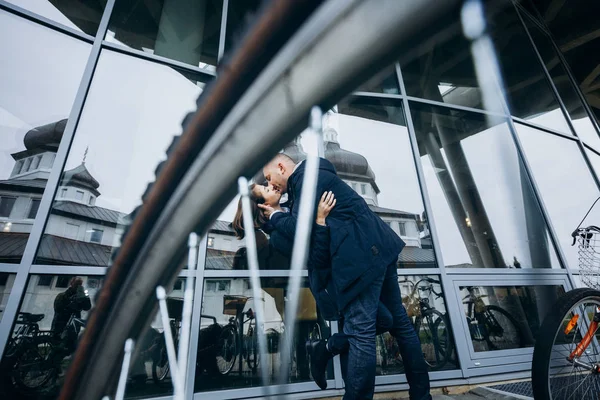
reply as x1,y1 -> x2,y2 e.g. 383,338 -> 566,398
0,0 -> 95,43
0,0 -> 117,355
450,275 -> 570,364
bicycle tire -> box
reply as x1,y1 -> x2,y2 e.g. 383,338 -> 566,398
483,305 -> 524,351
421,309 -> 452,370
59,1 -> 461,398
151,346 -> 170,383
215,325 -> 238,376
245,323 -> 260,373
12,335 -> 57,391
532,288 -> 600,400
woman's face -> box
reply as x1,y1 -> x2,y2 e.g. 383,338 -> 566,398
254,184 -> 281,207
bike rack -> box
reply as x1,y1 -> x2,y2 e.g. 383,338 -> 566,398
238,176 -> 275,391
109,233 -> 200,400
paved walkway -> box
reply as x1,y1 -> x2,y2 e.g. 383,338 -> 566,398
432,387 -> 531,400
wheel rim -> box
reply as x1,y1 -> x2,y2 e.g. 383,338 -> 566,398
547,298 -> 600,400
484,309 -> 520,351
154,350 -> 170,381
216,329 -> 237,375
15,340 -> 55,389
421,313 -> 450,369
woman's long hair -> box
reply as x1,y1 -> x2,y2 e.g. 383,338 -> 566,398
232,183 -> 267,239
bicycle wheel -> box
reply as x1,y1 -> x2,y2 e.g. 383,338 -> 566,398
482,305 -> 524,351
152,346 -> 170,383
420,310 -> 452,370
215,326 -> 238,376
532,288 -> 600,400
245,326 -> 260,373
12,335 -> 56,391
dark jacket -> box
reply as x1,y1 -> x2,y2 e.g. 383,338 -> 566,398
266,220 -> 338,320
270,158 -> 405,311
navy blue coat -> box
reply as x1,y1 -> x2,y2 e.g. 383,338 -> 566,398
270,158 -> 405,312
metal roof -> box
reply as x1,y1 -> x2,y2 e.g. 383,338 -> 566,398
52,201 -> 127,225
0,178 -> 47,193
0,233 -> 112,266
210,220 -> 235,235
205,248 -> 236,270
36,234 -> 112,266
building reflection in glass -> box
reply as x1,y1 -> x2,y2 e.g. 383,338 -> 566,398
30,50 -> 210,267
0,10 -> 90,263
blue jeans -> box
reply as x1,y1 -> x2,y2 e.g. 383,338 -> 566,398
340,263 -> 431,400
328,302 -> 393,355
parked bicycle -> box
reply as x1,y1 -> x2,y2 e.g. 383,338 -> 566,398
215,295 -> 262,376
6,312 -> 85,393
151,297 -> 223,383
463,286 -> 524,351
377,277 -> 452,371
532,197 -> 600,399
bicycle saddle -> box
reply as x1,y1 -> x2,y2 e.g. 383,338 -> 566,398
18,312 -> 45,323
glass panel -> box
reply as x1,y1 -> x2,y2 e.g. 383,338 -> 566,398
336,97 -> 435,268
399,5 -> 487,110
516,124 -> 600,269
6,0 -> 105,35
0,273 -> 16,323
107,0 -> 222,70
400,2 -> 571,134
585,147 -> 600,182
492,4 -> 571,133
355,65 -> 400,95
0,274 -> 102,397
224,0 -> 261,53
34,50 -> 211,266
205,98 -> 435,270
410,102 -> 561,269
0,11 -> 91,264
523,13 -> 600,150
459,284 -> 565,352
124,278 -> 187,398
194,277 -> 331,392
534,0 -> 600,127
377,274 -> 458,375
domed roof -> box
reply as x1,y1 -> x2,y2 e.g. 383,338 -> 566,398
324,136 -> 377,185
23,119 -> 67,151
60,163 -> 100,196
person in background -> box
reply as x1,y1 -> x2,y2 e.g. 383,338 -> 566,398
51,277 -> 91,340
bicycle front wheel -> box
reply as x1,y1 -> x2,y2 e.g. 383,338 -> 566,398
532,288 -> 600,400
483,305 -> 524,351
421,310 -> 452,370
215,326 -> 238,376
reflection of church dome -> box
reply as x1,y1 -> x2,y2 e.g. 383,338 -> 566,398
323,128 -> 379,193
60,163 -> 101,196
282,138 -> 306,164
23,119 -> 67,151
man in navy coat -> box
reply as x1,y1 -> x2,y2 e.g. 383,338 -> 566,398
260,154 -> 431,400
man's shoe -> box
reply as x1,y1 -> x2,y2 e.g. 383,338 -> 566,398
307,339 -> 331,390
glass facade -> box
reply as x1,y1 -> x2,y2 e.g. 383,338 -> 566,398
0,0 -> 598,398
